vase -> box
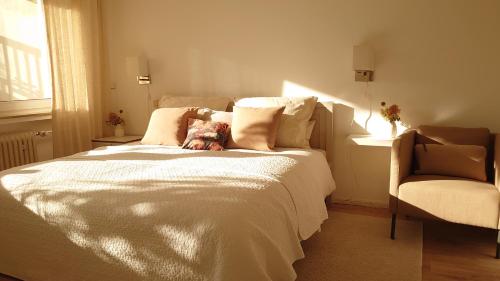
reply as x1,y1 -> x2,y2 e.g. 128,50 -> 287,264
114,124 -> 125,137
390,121 -> 397,138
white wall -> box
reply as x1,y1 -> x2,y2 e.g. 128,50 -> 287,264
101,0 -> 500,206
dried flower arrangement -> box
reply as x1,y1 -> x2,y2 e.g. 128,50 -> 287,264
380,102 -> 401,124
106,110 -> 125,126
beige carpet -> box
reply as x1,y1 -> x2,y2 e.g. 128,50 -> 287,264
294,211 -> 422,281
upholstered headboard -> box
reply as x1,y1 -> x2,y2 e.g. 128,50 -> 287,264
309,101 -> 334,164
152,97 -> 334,166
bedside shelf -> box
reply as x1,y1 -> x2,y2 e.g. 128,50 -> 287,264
346,135 -> 394,147
92,135 -> 143,143
92,135 -> 143,148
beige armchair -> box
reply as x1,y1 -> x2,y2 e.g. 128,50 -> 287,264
389,125 -> 500,258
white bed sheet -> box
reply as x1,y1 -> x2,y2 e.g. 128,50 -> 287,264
0,144 -> 335,281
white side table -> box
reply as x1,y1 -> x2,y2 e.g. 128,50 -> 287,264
92,136 -> 143,149
339,135 -> 395,207
346,134 -> 395,147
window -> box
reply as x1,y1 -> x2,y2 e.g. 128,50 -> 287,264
0,0 -> 52,118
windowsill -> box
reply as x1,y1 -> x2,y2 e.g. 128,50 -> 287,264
0,99 -> 52,124
0,113 -> 52,125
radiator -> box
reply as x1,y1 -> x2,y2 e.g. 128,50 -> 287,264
0,132 -> 40,171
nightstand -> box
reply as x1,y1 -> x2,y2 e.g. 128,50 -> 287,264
340,135 -> 395,207
92,136 -> 143,149
346,134 -> 394,147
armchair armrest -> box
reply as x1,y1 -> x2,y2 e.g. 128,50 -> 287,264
495,134 -> 500,189
389,129 -> 416,211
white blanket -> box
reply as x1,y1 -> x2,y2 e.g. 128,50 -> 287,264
0,145 -> 335,281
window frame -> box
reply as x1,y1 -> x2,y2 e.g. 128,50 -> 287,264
0,99 -> 51,119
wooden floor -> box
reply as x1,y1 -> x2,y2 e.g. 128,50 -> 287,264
331,203 -> 500,281
2,204 -> 499,281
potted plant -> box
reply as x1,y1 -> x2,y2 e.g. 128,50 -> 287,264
106,110 -> 125,137
380,102 -> 401,138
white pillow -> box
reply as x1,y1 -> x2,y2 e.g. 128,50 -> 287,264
235,96 -> 318,148
158,96 -> 232,111
204,110 -> 233,125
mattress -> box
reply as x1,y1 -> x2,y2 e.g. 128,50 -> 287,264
0,144 -> 335,281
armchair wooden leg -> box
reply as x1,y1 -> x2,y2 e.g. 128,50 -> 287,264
496,230 -> 500,259
390,214 -> 396,240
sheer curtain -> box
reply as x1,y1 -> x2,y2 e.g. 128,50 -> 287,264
44,0 -> 103,157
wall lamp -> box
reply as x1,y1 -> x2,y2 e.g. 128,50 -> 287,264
126,56 -> 151,85
353,45 -> 374,82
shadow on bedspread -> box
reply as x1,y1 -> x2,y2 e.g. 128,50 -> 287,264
0,186 -> 146,281
0,175 -> 299,281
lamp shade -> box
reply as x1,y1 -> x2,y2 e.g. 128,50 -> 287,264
353,45 -> 374,71
125,56 -> 149,77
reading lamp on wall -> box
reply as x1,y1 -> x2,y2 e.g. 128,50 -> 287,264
126,56 -> 153,114
126,56 -> 151,85
353,45 -> 374,82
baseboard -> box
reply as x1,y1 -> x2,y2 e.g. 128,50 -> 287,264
332,198 -> 388,209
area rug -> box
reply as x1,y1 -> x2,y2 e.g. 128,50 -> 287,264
294,211 -> 422,281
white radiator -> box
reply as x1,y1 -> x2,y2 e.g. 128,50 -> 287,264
0,132 -> 40,171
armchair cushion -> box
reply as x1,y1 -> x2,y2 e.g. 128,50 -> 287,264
416,126 -> 490,147
414,144 -> 487,181
398,175 -> 499,229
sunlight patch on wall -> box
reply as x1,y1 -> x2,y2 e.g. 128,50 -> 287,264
357,111 -> 408,138
282,80 -> 353,106
282,80 -> 408,138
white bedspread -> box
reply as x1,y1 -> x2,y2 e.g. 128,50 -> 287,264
0,145 -> 335,281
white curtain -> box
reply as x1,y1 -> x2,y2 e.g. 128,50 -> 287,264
44,0 -> 103,157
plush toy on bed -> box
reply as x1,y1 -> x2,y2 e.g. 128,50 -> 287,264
182,118 -> 230,151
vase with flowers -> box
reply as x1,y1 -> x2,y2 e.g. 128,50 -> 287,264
380,102 -> 401,138
106,110 -> 125,137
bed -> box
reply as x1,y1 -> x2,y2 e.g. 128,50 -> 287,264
0,102 -> 335,281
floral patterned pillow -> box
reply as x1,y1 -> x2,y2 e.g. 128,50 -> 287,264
182,118 -> 230,151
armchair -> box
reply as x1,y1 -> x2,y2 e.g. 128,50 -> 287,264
389,125 -> 500,258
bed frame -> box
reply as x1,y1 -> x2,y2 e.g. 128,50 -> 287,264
309,101 -> 334,166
